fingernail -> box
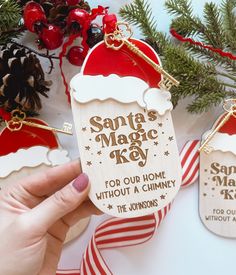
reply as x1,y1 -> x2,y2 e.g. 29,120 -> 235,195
72,173 -> 89,192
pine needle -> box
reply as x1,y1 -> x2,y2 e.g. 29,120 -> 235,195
221,0 -> 236,49
0,0 -> 23,44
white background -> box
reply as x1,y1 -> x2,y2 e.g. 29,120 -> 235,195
20,0 -> 235,274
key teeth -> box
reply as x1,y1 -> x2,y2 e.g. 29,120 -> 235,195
203,145 -> 214,154
62,122 -> 73,134
159,79 -> 173,91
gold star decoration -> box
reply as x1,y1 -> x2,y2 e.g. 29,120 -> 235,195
160,194 -> 166,200
164,151 -> 170,156
97,150 -> 102,155
85,146 -> 90,151
86,161 -> 92,166
82,127 -> 87,132
132,60 -> 138,66
154,141 -> 158,146
168,136 -> 174,141
107,204 -> 113,210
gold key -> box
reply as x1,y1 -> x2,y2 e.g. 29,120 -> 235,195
6,109 -> 73,135
199,99 -> 236,153
104,22 -> 180,90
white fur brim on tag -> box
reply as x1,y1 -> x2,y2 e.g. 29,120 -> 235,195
202,131 -> 236,155
0,146 -> 70,178
71,74 -> 172,116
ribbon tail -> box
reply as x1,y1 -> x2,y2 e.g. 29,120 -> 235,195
170,29 -> 236,61
81,235 -> 112,275
59,34 -> 80,103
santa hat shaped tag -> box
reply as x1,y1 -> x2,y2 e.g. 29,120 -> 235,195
70,22 -> 182,218
199,99 -> 236,237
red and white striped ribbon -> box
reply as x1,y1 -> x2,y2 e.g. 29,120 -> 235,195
57,140 -> 200,275
180,140 -> 200,188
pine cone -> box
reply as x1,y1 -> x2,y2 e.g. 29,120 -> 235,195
0,43 -> 51,114
42,1 -> 90,30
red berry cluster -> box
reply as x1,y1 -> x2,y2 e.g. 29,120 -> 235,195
24,1 -> 64,50
23,1 -> 114,66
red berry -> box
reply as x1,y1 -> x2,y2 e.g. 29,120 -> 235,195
67,8 -> 90,27
39,25 -> 64,50
103,14 -> 117,34
67,46 -> 85,66
66,0 -> 80,5
23,1 -> 47,32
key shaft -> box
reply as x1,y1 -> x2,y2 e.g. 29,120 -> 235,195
123,38 -> 179,89
21,120 -> 73,135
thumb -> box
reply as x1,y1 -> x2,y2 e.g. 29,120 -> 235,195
24,173 -> 90,233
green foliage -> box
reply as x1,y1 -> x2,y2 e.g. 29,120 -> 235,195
120,0 -> 168,53
165,0 -> 236,71
221,0 -> 236,49
119,0 -> 236,113
165,0 -> 204,36
0,0 -> 23,44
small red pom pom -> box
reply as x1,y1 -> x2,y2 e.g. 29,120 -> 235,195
23,1 -> 47,32
67,46 -> 85,66
103,14 -> 117,34
39,25 -> 64,50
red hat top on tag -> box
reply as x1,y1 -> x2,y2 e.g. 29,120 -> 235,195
0,118 -> 70,179
81,39 -> 162,87
0,118 -> 59,156
216,113 -> 236,135
202,110 -> 236,156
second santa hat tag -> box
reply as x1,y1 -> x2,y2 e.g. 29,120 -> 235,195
70,22 -> 182,218
199,99 -> 236,237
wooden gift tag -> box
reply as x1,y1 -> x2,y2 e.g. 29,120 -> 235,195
71,71 -> 182,217
199,111 -> 236,237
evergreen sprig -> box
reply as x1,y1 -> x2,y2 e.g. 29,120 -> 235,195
166,0 -> 236,71
0,0 -> 23,44
120,0 -> 167,53
119,0 -> 236,113
221,0 -> 236,50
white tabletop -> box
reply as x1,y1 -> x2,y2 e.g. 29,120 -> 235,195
20,0 -> 236,274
